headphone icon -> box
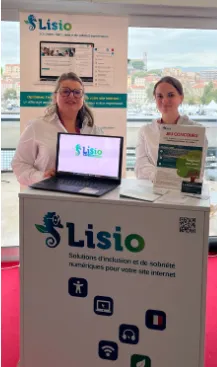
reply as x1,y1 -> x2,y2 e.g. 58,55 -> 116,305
122,329 -> 136,342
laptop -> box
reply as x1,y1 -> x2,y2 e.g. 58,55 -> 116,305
30,133 -> 123,197
96,300 -> 111,313
34,41 -> 94,86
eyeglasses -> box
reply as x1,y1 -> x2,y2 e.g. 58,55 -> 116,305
58,87 -> 84,99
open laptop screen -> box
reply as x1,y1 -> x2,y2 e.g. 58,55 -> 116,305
56,133 -> 123,179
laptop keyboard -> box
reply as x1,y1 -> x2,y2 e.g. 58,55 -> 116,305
42,177 -> 116,190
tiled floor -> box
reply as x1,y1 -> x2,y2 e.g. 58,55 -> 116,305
1,172 -> 217,248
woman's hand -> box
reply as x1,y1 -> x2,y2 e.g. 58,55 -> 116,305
43,168 -> 55,178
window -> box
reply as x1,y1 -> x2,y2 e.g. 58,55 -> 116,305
127,27 -> 217,235
1,21 -> 20,249
1,21 -> 20,114
1,22 -> 216,243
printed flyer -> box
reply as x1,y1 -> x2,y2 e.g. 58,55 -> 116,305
153,124 -> 206,193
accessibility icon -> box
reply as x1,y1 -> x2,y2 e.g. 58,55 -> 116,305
68,277 -> 88,298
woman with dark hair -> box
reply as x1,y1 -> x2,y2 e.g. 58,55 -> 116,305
135,76 -> 207,181
12,72 -> 103,186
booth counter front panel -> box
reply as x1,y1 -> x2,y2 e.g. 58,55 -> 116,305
19,180 -> 210,367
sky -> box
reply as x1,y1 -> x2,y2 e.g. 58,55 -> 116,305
1,21 -> 217,70
1,22 -> 20,67
128,28 -> 217,70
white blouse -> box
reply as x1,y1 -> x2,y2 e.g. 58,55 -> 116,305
135,115 -> 207,181
12,113 -> 103,186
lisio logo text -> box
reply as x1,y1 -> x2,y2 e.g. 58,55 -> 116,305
75,144 -> 103,158
24,14 -> 72,31
35,212 -> 145,252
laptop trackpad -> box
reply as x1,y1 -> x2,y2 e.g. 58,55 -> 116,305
79,187 -> 99,195
53,183 -> 99,195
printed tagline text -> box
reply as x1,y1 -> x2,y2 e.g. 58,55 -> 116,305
39,32 -> 109,38
68,253 -> 176,278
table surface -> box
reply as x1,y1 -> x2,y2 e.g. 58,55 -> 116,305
19,179 -> 210,211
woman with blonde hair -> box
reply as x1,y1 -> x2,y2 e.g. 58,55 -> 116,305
12,72 -> 103,186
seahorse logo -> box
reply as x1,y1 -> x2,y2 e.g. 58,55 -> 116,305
24,14 -> 37,31
35,212 -> 63,248
75,144 -> 82,156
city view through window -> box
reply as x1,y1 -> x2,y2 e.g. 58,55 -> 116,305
127,28 -> 217,119
1,23 -> 217,247
1,22 -> 20,115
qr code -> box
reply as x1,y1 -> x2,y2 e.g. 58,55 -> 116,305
179,217 -> 196,233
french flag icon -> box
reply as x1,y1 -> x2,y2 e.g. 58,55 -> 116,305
145,309 -> 166,331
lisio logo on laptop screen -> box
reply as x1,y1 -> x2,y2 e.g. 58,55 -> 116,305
75,144 -> 103,158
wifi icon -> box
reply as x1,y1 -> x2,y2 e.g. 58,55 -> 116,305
102,345 -> 114,357
98,340 -> 118,361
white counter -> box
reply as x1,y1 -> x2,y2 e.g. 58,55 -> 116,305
19,179 -> 210,367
